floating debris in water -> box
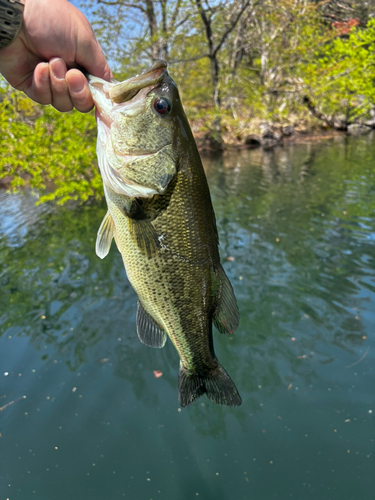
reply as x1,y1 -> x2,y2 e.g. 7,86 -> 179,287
153,370 -> 163,378
0,395 -> 26,412
345,346 -> 369,369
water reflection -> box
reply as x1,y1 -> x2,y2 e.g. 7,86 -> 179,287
1,137 -> 374,428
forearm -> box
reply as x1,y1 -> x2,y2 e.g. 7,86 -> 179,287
0,0 -> 24,49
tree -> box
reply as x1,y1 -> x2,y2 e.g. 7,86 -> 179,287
301,18 -> 375,130
220,0 -> 332,125
0,87 -> 100,204
91,0 -> 193,69
193,0 -> 254,108
3,0 -> 375,205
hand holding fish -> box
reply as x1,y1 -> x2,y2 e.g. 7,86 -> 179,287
0,0 -> 111,112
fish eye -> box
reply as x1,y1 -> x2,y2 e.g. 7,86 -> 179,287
153,97 -> 171,116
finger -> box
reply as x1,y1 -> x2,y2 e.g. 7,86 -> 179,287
66,69 -> 94,113
49,58 -> 74,112
23,62 -> 52,105
75,14 -> 112,81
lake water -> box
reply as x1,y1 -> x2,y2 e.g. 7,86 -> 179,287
0,136 -> 374,500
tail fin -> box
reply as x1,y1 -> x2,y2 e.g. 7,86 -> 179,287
178,363 -> 242,407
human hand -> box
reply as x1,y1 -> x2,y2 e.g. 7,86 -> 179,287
0,0 -> 111,112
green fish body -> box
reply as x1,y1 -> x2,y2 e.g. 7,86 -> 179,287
89,61 -> 241,407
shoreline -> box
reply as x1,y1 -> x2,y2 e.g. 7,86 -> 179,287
1,128 -> 373,191
195,127 -> 374,153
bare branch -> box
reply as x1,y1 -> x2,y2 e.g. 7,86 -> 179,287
195,0 -> 214,53
169,0 -> 183,31
213,0 -> 255,57
175,14 -> 192,30
97,0 -> 147,14
169,54 -> 209,65
303,95 -> 349,131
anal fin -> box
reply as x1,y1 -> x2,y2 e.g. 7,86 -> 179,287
96,211 -> 114,259
213,266 -> 239,334
136,301 -> 167,348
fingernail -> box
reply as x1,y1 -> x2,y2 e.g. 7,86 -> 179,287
69,75 -> 85,93
51,59 -> 65,80
41,64 -> 49,81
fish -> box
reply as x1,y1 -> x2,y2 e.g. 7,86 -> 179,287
88,60 -> 241,407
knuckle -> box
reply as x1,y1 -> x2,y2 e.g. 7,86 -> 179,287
51,80 -> 69,95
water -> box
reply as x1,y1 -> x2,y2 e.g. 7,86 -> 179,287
0,136 -> 374,499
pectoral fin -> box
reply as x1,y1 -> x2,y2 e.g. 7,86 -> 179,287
136,301 -> 167,348
213,267 -> 239,335
96,211 -> 114,259
125,200 -> 160,258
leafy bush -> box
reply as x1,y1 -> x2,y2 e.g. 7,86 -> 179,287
0,87 -> 102,204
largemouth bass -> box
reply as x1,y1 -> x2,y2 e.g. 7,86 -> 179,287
88,61 -> 241,407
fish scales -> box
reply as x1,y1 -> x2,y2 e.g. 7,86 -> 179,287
89,60 -> 241,407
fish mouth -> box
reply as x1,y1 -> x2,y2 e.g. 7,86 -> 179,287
88,61 -> 174,197
88,60 -> 168,130
109,60 -> 167,103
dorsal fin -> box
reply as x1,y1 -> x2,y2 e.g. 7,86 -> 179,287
136,301 -> 167,348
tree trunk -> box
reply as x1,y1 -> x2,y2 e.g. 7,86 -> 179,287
145,0 -> 159,60
160,0 -> 168,60
210,55 -> 221,108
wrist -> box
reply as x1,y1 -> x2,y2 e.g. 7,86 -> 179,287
0,0 -> 25,49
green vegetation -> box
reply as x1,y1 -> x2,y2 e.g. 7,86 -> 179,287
1,0 -> 374,203
0,89 -> 101,204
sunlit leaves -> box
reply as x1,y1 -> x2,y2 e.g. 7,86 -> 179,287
0,87 -> 102,204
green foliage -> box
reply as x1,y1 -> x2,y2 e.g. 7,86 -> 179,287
1,0 -> 375,205
0,86 -> 101,204
220,0 -> 333,123
302,18 -> 375,125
